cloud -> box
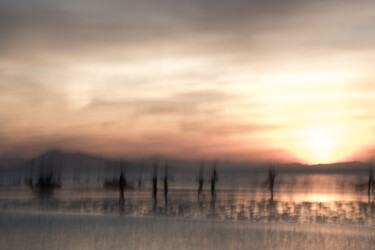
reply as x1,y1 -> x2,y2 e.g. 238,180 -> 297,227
179,121 -> 281,136
2,0 -> 373,63
84,88 -> 237,116
175,89 -> 236,103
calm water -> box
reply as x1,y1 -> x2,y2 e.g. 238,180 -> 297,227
1,171 -> 374,225
1,211 -> 375,250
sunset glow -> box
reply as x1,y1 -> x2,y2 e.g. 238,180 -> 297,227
1,0 -> 375,164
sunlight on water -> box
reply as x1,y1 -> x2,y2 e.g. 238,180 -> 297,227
1,188 -> 374,225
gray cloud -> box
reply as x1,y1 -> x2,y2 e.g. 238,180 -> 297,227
2,0 -> 370,62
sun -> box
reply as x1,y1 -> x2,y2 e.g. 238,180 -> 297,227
299,126 -> 339,164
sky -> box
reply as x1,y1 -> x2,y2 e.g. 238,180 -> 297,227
1,0 -> 375,164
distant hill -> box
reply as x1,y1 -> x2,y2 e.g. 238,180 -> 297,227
272,161 -> 370,173
0,150 -> 133,178
23,150 -> 131,172
0,150 -> 371,174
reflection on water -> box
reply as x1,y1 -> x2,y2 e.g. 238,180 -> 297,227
1,172 -> 375,226
1,189 -> 375,225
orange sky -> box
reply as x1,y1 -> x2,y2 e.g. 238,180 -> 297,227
1,0 -> 375,164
